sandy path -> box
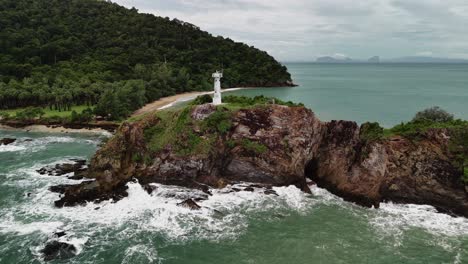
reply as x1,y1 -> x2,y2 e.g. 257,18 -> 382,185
131,88 -> 245,117
0,124 -> 111,135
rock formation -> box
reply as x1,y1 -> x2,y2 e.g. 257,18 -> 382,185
0,138 -> 16,145
55,104 -> 468,217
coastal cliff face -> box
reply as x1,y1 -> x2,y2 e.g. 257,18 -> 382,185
57,104 -> 468,217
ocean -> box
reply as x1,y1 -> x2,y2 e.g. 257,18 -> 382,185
229,63 -> 468,127
1,63 -> 468,263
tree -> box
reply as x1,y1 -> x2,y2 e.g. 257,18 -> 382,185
0,0 -> 292,120
412,106 -> 454,123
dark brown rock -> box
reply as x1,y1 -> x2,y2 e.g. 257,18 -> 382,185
55,104 -> 468,218
177,199 -> 201,210
0,138 -> 16,145
40,241 -> 76,261
37,160 -> 87,177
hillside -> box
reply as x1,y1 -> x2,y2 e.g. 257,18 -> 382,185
0,0 -> 293,119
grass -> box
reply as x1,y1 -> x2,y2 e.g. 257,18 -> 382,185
142,97 -> 274,157
2,105 -> 91,118
241,139 -> 268,155
144,107 -> 210,155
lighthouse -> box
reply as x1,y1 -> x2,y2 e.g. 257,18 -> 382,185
212,71 -> 223,105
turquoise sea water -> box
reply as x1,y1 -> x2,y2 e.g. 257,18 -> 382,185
229,63 -> 468,127
1,64 -> 468,263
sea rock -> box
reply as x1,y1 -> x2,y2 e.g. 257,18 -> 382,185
55,104 -> 468,218
54,180 -> 128,207
40,241 -> 77,261
49,184 -> 75,194
0,138 -> 16,145
177,199 -> 201,210
37,160 -> 87,177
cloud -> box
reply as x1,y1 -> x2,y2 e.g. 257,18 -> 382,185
113,0 -> 468,61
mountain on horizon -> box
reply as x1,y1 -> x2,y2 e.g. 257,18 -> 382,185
306,55 -> 468,64
316,56 -> 353,63
387,56 -> 468,63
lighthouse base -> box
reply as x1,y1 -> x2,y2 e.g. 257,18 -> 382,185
213,93 -> 222,105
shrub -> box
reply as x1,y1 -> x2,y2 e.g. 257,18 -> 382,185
15,107 -> 45,120
71,108 -> 94,123
192,94 -> 212,105
0,111 -> 10,119
448,126 -> 468,183
360,122 -> 384,141
412,106 -> 454,123
223,95 -> 304,107
202,108 -> 233,134
241,139 -> 268,155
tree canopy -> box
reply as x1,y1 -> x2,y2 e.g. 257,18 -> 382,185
0,0 -> 292,119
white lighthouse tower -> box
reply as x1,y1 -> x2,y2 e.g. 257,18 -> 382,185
212,70 -> 223,105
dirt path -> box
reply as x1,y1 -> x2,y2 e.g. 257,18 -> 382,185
131,88 -> 245,117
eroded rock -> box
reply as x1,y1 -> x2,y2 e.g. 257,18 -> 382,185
40,241 -> 76,261
177,199 -> 201,210
54,104 -> 468,218
0,138 -> 16,145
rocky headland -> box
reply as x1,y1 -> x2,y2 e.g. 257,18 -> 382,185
54,97 -> 468,217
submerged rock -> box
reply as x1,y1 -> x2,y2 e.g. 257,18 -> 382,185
40,241 -> 76,261
0,138 -> 16,145
37,159 -> 87,178
54,180 -> 128,207
177,199 -> 201,210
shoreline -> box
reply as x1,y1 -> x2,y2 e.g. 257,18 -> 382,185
0,124 -> 113,135
132,87 -> 247,116
0,87 -> 253,135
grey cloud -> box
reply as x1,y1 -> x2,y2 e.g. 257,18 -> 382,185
113,0 -> 468,61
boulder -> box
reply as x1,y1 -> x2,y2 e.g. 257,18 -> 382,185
177,199 -> 201,210
40,241 -> 76,261
0,138 -> 16,145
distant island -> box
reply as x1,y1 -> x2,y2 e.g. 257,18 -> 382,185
313,55 -> 468,64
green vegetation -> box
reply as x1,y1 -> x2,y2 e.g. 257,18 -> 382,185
360,122 -> 384,142
201,109 -> 233,135
70,108 -> 94,123
15,107 -> 45,121
1,105 -> 95,123
223,95 -> 303,107
0,0 -> 292,120
412,106 -> 454,123
143,96 -> 279,156
241,139 -> 268,156
191,94 -> 304,108
191,95 -> 213,105
387,119 -> 468,139
144,108 -> 207,155
448,127 -> 468,184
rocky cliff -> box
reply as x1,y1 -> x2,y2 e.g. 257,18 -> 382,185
56,103 -> 468,217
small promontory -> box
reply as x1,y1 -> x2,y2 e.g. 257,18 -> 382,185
56,96 -> 468,218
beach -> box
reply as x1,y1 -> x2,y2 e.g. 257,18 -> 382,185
0,124 -> 112,135
131,87 -> 246,116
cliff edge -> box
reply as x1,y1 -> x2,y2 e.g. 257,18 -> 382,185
55,98 -> 468,217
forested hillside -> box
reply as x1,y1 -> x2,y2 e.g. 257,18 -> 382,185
0,0 -> 292,119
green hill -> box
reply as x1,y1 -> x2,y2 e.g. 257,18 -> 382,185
0,0 -> 293,119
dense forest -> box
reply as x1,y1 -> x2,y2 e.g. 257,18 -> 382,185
0,0 -> 292,119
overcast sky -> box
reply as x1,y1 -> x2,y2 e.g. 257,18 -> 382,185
114,0 -> 468,62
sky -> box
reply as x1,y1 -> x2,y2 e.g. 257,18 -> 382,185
113,0 -> 468,62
